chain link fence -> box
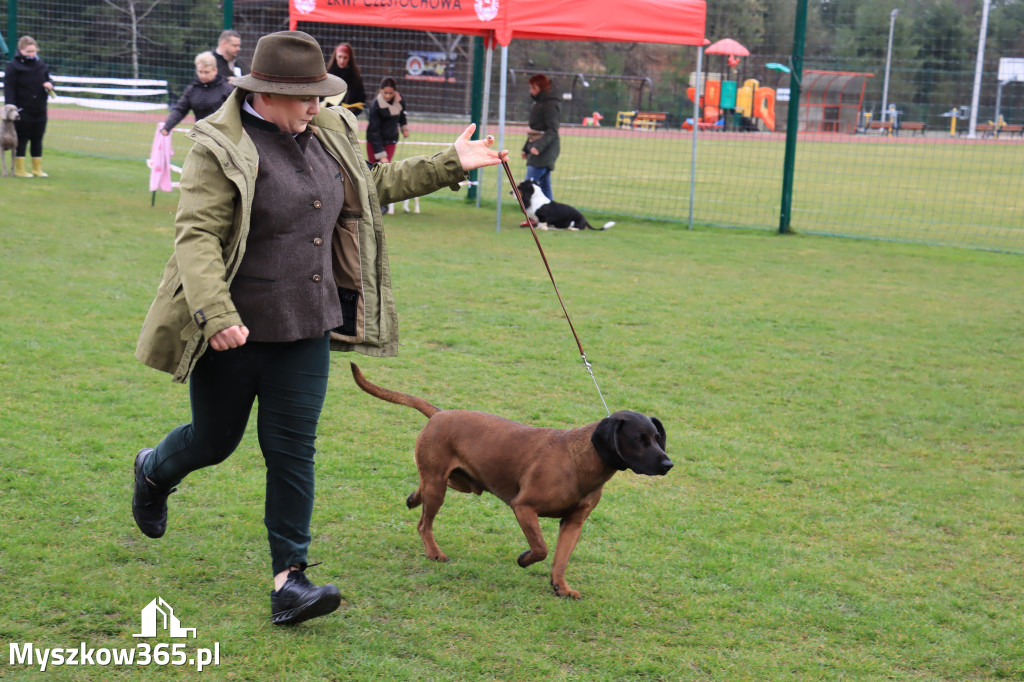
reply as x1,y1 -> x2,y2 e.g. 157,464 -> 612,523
4,0 -> 1023,252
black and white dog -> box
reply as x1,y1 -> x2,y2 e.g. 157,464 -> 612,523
516,180 -> 614,231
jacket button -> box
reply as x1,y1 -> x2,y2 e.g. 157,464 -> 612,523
313,237 -> 323,246
313,200 -> 322,209
312,274 -> 322,282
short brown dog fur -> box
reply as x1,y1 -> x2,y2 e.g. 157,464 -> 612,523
350,363 -> 673,599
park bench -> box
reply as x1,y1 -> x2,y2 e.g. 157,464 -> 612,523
632,112 -> 668,130
958,122 -> 1023,138
867,120 -> 893,134
899,121 -> 926,136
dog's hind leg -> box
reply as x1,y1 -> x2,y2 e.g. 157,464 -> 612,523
415,477 -> 450,562
548,504 -> 597,599
511,505 -> 549,568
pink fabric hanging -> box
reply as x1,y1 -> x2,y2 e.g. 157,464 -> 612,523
147,123 -> 174,193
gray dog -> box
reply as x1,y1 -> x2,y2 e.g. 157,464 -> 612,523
1,104 -> 20,177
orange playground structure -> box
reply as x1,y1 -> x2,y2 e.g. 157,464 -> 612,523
685,78 -> 776,132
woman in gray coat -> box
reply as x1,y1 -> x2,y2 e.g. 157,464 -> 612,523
132,30 -> 507,627
521,73 -> 561,201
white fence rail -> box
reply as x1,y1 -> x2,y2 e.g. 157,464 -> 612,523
1,74 -> 169,111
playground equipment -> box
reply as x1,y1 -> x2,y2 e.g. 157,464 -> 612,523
581,112 -> 604,126
754,86 -> 776,131
942,106 -> 969,136
687,76 -> 775,131
683,82 -> 722,131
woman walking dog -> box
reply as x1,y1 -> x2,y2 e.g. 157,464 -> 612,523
3,36 -> 54,177
132,30 -> 507,627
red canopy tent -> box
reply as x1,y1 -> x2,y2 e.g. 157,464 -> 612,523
289,0 -> 706,47
289,0 -> 707,228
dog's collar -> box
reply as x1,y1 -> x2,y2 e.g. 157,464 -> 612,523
594,446 -> 629,472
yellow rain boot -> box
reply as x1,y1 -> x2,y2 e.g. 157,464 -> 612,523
31,158 -> 48,178
13,157 -> 32,178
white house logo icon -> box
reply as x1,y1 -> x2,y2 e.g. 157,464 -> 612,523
474,0 -> 499,22
133,597 -> 197,638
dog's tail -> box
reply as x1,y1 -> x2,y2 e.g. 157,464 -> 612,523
585,221 -> 615,231
350,363 -> 441,419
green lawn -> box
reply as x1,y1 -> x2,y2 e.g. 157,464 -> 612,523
0,151 -> 1022,679
44,106 -> 1024,253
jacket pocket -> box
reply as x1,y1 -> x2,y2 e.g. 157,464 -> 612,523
331,217 -> 364,343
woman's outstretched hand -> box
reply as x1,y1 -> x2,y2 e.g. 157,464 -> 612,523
454,123 -> 509,171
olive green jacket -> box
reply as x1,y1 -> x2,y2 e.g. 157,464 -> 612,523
136,88 -> 466,383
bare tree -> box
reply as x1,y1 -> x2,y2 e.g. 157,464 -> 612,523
99,0 -> 164,79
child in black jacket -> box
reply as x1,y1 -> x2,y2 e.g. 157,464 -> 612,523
366,77 -> 418,213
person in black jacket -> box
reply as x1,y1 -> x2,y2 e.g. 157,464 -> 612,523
365,77 -> 410,214
365,76 -> 408,163
323,42 -> 366,116
212,30 -> 247,83
4,36 -> 53,177
161,52 -> 234,136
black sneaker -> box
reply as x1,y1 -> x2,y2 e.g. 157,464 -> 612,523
132,448 -> 175,538
270,569 -> 342,626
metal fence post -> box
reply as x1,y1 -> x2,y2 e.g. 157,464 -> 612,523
8,0 -> 17,60
467,36 -> 484,202
778,0 -> 807,235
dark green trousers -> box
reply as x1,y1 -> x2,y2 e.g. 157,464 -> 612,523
143,333 -> 330,575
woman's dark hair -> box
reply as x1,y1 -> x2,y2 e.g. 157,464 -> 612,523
528,74 -> 552,91
379,76 -> 398,90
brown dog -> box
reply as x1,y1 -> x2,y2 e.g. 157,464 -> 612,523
350,363 -> 672,599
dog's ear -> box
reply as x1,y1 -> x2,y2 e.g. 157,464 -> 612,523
650,417 -> 666,450
591,417 -> 627,470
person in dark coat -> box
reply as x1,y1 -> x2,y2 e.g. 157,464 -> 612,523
213,29 -> 247,82
365,76 -> 410,214
365,76 -> 408,164
3,35 -> 54,177
522,73 -> 561,201
161,52 -> 234,135
323,42 -> 366,116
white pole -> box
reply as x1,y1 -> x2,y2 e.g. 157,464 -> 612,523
968,0 -> 992,139
495,44 -> 509,232
881,9 -> 898,122
477,40 -> 494,209
688,45 -> 703,231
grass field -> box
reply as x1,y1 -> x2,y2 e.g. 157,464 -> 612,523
44,106 -> 1024,254
1,151 -> 1022,679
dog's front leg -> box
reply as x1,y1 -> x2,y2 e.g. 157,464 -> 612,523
511,505 -> 548,568
549,506 -> 596,599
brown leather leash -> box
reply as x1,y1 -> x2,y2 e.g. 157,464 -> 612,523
502,160 -> 610,417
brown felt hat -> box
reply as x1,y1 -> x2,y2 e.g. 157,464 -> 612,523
231,31 -> 344,97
